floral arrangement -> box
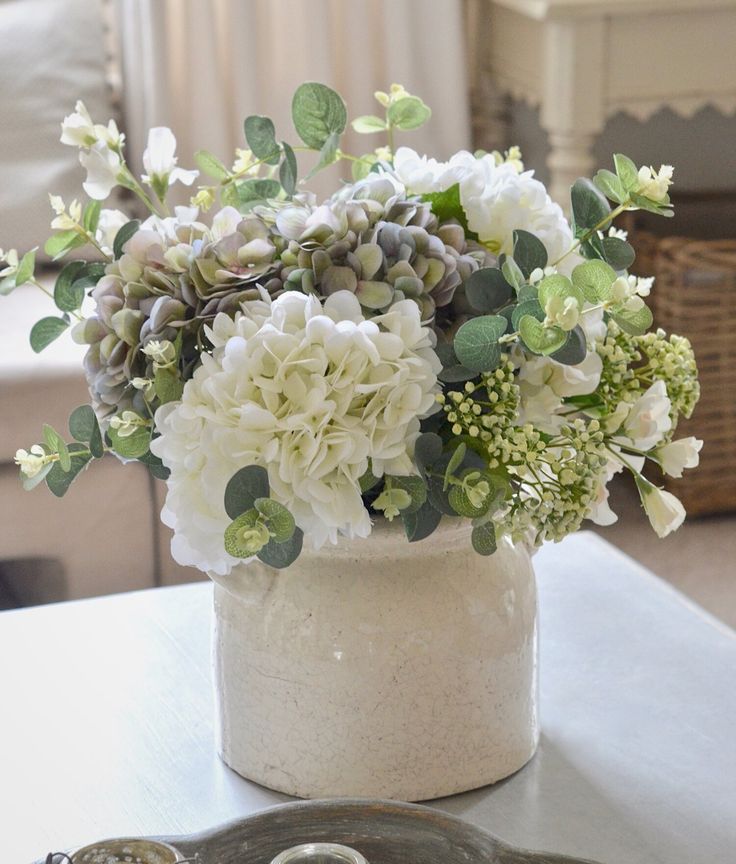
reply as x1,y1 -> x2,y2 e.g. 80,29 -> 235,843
2,83 -> 701,574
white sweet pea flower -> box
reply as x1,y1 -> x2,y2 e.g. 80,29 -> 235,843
14,445 -> 47,478
142,127 -> 198,191
636,164 -> 674,203
60,100 -> 96,147
619,380 -> 672,450
654,437 -> 703,478
586,460 -> 623,527
636,476 -> 686,538
0,248 -> 18,277
80,142 -> 124,200
60,101 -> 124,150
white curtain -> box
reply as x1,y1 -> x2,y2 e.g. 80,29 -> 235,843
117,0 -> 471,190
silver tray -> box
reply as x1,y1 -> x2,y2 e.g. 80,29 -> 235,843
50,799 -> 603,864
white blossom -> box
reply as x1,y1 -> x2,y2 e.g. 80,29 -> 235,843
142,127 -> 198,190
636,477 -> 686,538
619,380 -> 672,450
151,290 -> 441,575
654,437 -> 703,478
60,100 -> 123,150
636,165 -> 674,203
80,142 -> 124,200
96,209 -> 130,256
14,445 -> 47,478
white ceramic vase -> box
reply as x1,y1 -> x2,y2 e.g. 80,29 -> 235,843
211,518 -> 539,801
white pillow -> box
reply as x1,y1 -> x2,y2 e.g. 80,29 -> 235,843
0,0 -> 116,256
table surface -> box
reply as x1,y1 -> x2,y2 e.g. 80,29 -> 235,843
1,532 -> 734,864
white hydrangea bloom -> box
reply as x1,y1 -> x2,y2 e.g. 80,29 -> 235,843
151,290 -> 441,575
393,146 -> 578,273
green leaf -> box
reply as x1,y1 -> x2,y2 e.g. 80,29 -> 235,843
30,317 -> 69,353
358,465 -> 380,493
223,178 -> 282,212
54,261 -> 87,312
22,461 -> 53,492
244,115 -> 281,164
352,114 -> 387,133
464,267 -> 513,313
279,142 -> 298,196
454,315 -> 507,373
571,178 -> 611,232
600,236 -> 635,271
108,424 -> 150,459
414,432 -> 444,478
292,82 -> 347,149
512,230 -> 548,278
352,157 -> 377,181
138,449 -> 170,480
391,475 -> 427,514
387,95 -> 431,130
518,315 -> 568,356
571,259 -> 616,304
82,200 -> 101,234
422,183 -> 470,232
69,405 -> 104,458
195,150 -> 230,180
471,522 -> 497,556
444,443 -> 467,489
516,284 -> 539,303
224,465 -> 270,519
44,230 -> 85,261
538,273 -> 584,312
257,528 -> 304,569
613,153 -> 639,191
449,483 -> 489,518
154,365 -> 184,405
43,424 -> 71,472
501,257 -> 525,292
593,169 -> 627,205
629,192 -> 674,217
113,220 -> 141,260
45,443 -> 92,498
15,249 -> 36,287
550,326 -> 587,366
402,500 -> 442,543
306,131 -> 340,180
610,302 -> 653,336
224,509 -> 263,557
254,498 -> 296,543
435,340 -> 476,383
511,298 -> 544,331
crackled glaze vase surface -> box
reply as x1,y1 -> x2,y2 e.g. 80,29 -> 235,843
211,519 -> 539,801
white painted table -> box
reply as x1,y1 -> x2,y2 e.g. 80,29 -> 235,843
480,0 -> 736,203
1,532 -> 734,863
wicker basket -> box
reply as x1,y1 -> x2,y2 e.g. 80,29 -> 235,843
643,237 -> 736,515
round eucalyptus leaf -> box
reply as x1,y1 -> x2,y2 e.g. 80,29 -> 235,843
454,315 -> 507,373
518,315 -> 568,356
571,259 -> 616,304
464,267 -> 513,313
244,115 -> 280,163
292,82 -> 347,149
224,465 -> 270,520
387,96 -> 431,130
512,229 -> 548,278
511,299 -> 544,332
258,528 -> 304,569
471,522 -> 497,556
550,326 -> 587,366
254,498 -> 296,543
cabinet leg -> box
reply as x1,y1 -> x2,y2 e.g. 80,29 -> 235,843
547,131 -> 597,210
